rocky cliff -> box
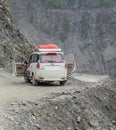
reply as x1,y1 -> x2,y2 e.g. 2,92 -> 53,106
0,0 -> 34,71
9,0 -> 116,77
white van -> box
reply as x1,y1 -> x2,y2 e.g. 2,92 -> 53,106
15,44 -> 75,86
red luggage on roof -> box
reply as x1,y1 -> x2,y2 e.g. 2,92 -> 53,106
35,44 -> 61,52
39,44 -> 59,49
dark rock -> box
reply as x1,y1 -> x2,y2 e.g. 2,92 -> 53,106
0,0 -> 34,72
8,0 -> 116,78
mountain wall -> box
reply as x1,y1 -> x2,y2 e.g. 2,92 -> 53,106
9,0 -> 116,77
0,0 -> 34,71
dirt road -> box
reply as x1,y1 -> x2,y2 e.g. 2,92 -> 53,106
0,68 -> 109,109
0,76 -> 75,108
0,69 -> 115,130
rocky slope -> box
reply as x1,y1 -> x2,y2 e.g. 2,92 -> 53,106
1,79 -> 116,130
0,0 -> 34,71
9,0 -> 116,78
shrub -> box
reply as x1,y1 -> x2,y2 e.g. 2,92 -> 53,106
50,0 -> 62,7
99,0 -> 112,5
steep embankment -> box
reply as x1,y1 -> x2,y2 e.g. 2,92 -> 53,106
0,0 -> 34,71
9,0 -> 116,77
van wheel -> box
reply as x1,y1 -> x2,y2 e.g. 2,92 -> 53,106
60,81 -> 66,86
32,75 -> 38,86
24,75 -> 30,83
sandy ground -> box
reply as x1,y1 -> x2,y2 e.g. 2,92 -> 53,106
0,68 -> 109,109
0,68 -> 115,130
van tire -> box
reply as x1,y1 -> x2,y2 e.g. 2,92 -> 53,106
24,75 -> 30,83
60,81 -> 66,86
32,75 -> 38,86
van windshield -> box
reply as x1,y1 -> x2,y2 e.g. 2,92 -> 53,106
40,53 -> 64,63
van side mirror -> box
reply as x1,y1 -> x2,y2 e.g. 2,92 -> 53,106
24,61 -> 28,64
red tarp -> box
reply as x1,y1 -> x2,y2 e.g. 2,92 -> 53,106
39,44 -> 59,49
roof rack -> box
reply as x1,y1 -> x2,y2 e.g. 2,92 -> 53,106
38,48 -> 61,52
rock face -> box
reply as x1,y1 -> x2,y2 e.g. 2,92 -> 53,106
8,0 -> 116,77
0,0 -> 34,71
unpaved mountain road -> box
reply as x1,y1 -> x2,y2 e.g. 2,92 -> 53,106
0,68 -> 109,109
0,76 -> 76,108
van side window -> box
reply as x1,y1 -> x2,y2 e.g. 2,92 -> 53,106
37,55 -> 39,61
29,55 -> 33,63
33,54 -> 39,63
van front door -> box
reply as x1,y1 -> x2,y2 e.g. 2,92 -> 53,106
64,53 -> 76,77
